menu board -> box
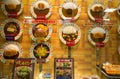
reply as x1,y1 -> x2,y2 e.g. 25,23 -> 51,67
12,58 -> 34,79
54,58 -> 74,79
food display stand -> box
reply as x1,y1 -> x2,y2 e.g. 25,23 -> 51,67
0,0 -> 120,79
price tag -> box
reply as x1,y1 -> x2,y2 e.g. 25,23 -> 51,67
96,42 -> 105,47
63,18 -> 74,23
5,34 -> 15,41
36,59 -> 46,63
8,12 -> 17,18
37,14 -> 46,20
66,41 -> 75,46
15,59 -> 32,67
64,19 -> 71,23
44,73 -> 51,78
95,17 -> 104,23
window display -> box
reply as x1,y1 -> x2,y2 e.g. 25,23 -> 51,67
0,0 -> 119,79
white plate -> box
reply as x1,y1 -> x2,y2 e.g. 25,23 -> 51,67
29,24 -> 52,42
59,23 -> 81,45
88,3 -> 106,21
59,2 -> 80,20
1,1 -> 23,16
0,18 -> 23,40
30,0 -> 52,19
30,42 -> 52,63
88,27 -> 109,46
1,41 -> 22,60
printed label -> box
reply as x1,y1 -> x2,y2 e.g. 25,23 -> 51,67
96,42 -> 105,47
66,40 -> 75,46
5,34 -> 16,41
95,17 -> 104,23
8,12 -> 17,18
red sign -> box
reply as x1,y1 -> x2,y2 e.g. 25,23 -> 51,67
32,19 -> 56,24
37,14 -> 46,20
8,12 -> 17,18
66,40 -> 75,46
96,42 -> 105,47
95,17 -> 104,23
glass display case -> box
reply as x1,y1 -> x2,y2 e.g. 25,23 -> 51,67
0,0 -> 120,79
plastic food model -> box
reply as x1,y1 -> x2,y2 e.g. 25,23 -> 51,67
3,44 -> 20,59
62,26 -> 78,42
29,23 -> 52,42
0,19 -> 23,41
1,0 -> 23,16
30,0 -> 52,19
88,3 -> 105,21
30,42 -> 52,63
88,27 -> 109,46
16,66 -> 31,79
59,23 -> 81,45
33,43 -> 50,59
59,2 -> 80,20
33,24 -> 48,38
